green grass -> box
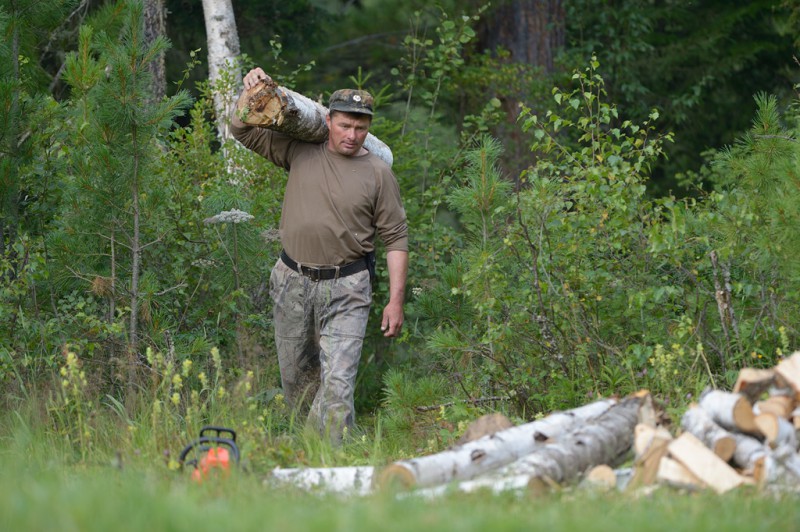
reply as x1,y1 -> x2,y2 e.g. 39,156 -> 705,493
1,407 -> 798,532
1,460 -> 798,532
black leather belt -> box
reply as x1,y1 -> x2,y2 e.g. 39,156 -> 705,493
280,250 -> 368,281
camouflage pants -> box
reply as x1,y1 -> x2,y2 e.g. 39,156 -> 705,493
269,258 -> 372,443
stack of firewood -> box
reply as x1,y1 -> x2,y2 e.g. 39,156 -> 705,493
266,353 -> 800,497
627,351 -> 800,494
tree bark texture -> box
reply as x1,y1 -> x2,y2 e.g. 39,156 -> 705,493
493,394 -> 645,484
143,0 -> 166,102
698,389 -> 758,435
202,0 -> 241,140
680,405 -> 736,461
476,0 -> 565,72
375,398 -> 616,489
236,79 -> 394,167
269,466 -> 375,497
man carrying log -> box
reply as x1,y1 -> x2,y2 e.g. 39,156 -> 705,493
231,67 -> 409,445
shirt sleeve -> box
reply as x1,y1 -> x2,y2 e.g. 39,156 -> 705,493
374,164 -> 409,252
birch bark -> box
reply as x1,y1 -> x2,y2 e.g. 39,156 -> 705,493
202,0 -> 241,140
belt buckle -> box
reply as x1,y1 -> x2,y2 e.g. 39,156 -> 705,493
303,266 -> 322,282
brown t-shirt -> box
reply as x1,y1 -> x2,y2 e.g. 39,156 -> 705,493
231,118 -> 408,266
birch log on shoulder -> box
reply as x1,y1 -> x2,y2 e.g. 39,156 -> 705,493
375,397 -> 617,489
680,405 -> 736,461
496,394 -> 648,489
235,78 -> 394,167
698,389 -> 759,435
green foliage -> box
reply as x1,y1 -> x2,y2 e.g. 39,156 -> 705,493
565,0 -> 797,191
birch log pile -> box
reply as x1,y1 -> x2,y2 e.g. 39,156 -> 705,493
263,351 -> 800,498
235,78 -> 394,167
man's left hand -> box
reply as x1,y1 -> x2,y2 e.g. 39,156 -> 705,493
381,301 -> 404,337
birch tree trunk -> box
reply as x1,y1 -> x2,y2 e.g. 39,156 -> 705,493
202,0 -> 241,140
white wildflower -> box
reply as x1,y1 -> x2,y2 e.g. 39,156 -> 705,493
203,209 -> 255,225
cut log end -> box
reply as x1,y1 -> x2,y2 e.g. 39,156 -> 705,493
237,79 -> 286,126
528,474 -> 560,496
583,464 -> 617,492
374,464 -> 416,490
712,437 -> 736,463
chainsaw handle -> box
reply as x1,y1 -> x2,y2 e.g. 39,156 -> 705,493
178,436 -> 240,466
199,425 -> 237,442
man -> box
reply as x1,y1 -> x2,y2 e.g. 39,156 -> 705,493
231,67 -> 409,443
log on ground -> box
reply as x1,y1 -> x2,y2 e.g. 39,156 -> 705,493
698,389 -> 759,435
375,398 -> 617,489
267,466 -> 375,496
492,393 -> 648,489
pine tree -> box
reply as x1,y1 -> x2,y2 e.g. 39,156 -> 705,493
54,1 -> 191,364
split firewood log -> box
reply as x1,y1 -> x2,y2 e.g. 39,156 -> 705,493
754,394 -> 795,419
754,412 -> 798,449
733,367 -> 776,402
656,456 -> 704,492
698,389 -> 759,435
235,78 -> 394,167
626,423 -> 673,490
731,432 -> 769,485
666,432 -> 745,494
775,352 -> 800,401
680,405 -> 736,461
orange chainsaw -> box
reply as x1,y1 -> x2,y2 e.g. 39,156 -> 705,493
179,426 -> 240,483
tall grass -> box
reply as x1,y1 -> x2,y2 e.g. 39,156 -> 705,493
2,386 -> 799,531
2,346 -> 798,531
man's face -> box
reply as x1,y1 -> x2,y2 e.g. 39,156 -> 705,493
326,112 -> 371,156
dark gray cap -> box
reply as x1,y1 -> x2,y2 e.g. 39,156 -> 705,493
328,89 -> 374,116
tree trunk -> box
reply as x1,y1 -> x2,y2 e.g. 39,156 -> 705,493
474,0 -> 565,178
202,0 -> 241,140
236,79 -> 394,167
477,0 -> 564,71
375,397 -> 617,489
143,0 -> 166,102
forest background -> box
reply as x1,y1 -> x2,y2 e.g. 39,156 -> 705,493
2,0 -> 800,479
